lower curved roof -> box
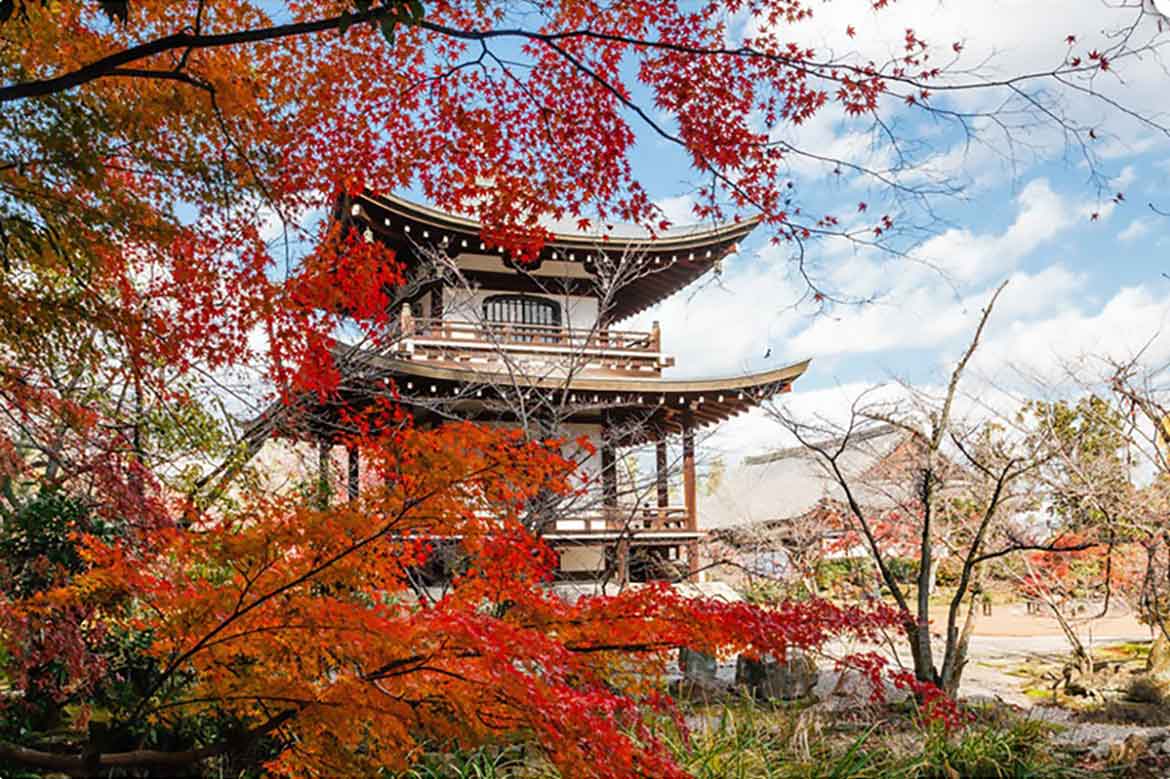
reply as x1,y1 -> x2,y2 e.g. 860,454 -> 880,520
334,346 -> 810,444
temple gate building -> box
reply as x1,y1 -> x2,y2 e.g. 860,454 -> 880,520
308,191 -> 810,584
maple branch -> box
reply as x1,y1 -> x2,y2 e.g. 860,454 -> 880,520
6,11 -> 1162,150
0,7 -> 401,102
972,538 -> 1097,566
0,708 -> 296,773
131,459 -> 504,722
106,67 -> 211,88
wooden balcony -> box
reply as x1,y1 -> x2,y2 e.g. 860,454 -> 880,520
392,309 -> 674,377
545,505 -> 696,538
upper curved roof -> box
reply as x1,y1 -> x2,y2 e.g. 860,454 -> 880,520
347,191 -> 763,322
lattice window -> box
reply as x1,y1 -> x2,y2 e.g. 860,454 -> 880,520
482,294 -> 562,341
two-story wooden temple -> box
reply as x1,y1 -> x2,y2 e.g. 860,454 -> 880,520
311,191 -> 809,584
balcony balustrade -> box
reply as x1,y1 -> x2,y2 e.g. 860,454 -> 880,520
391,307 -> 674,376
547,505 -> 693,535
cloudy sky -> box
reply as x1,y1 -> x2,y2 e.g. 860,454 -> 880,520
622,0 -> 1170,461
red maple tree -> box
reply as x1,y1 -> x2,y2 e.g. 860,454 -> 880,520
0,0 -> 1161,773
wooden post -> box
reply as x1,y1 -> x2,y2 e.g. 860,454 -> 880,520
656,438 -> 668,507
601,443 -> 617,510
616,537 -> 630,587
317,439 -> 331,509
347,445 -> 360,501
650,320 -> 661,351
400,302 -> 415,336
682,411 -> 699,579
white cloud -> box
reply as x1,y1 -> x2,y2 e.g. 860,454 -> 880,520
1116,165 -> 1139,191
969,284 -> 1170,385
653,194 -> 698,226
1079,198 -> 1118,222
783,180 -> 1078,358
628,246 -> 807,378
789,263 -> 1083,358
1119,217 -> 1154,242
703,282 -> 1170,461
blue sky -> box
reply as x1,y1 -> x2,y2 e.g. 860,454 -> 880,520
616,0 -> 1170,460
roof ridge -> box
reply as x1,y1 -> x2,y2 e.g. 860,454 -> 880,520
743,423 -> 902,465
364,190 -> 764,244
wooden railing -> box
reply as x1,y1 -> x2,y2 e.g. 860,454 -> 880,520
548,505 -> 693,535
392,307 -> 674,375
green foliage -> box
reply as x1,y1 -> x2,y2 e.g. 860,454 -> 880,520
741,577 -> 810,604
0,492 -> 277,777
0,489 -> 106,596
886,558 -> 920,586
1020,395 -> 1132,530
815,559 -> 869,592
393,746 -> 551,778
376,703 -> 1090,779
934,557 -> 962,588
814,558 -> 919,595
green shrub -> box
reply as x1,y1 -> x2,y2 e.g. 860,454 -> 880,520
815,559 -> 869,592
885,558 -> 920,586
395,745 -> 549,778
0,490 -> 108,596
910,717 -> 1073,778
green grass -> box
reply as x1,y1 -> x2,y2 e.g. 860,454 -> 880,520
395,746 -> 553,779
1096,641 -> 1152,663
392,704 -> 1090,779
669,705 -> 1084,779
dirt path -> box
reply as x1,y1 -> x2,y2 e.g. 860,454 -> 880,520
936,603 -> 1149,639
939,604 -> 1153,704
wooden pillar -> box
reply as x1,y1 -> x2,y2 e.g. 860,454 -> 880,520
317,438 -> 331,509
655,439 -> 669,507
682,411 -> 699,579
429,280 -> 444,320
347,445 -> 360,501
603,417 -> 623,582
601,443 -> 617,508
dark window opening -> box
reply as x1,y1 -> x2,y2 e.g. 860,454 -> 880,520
482,294 -> 562,342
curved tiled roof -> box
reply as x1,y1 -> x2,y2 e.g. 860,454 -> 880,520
348,192 -> 762,323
